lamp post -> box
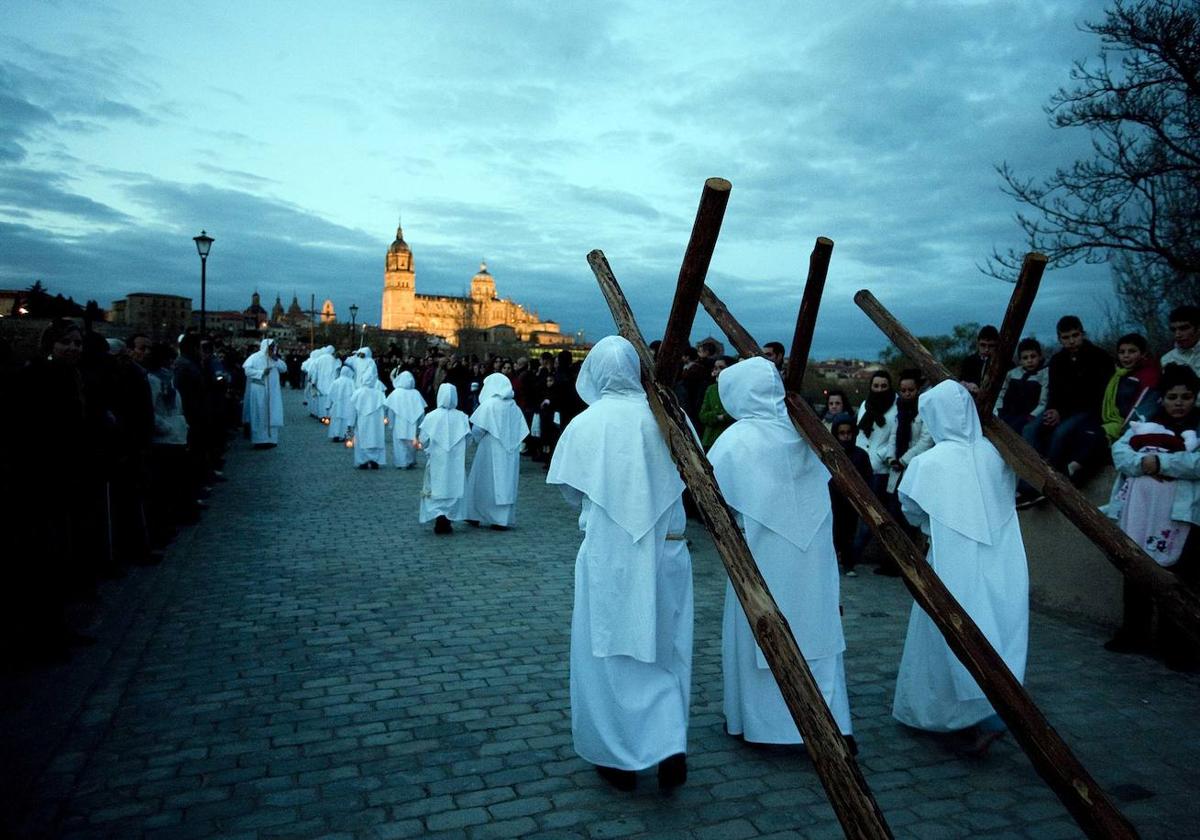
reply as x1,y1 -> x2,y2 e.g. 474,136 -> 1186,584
193,230 -> 214,335
349,303 -> 358,348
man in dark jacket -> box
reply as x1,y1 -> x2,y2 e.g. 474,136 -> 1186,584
1025,315 -> 1114,485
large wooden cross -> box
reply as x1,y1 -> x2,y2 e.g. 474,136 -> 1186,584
585,178 -> 1143,839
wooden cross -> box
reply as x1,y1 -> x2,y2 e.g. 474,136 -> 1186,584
586,178 -> 1140,839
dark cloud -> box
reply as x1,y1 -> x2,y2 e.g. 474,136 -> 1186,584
0,166 -> 130,224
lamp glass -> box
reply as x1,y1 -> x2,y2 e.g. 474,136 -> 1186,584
193,230 -> 214,258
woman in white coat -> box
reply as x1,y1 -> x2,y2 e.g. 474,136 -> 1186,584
546,336 -> 692,793
892,379 -> 1029,755
242,338 -> 288,448
385,371 -> 426,468
348,365 -> 387,469
418,382 -> 470,533
708,357 -> 853,747
465,373 -> 530,529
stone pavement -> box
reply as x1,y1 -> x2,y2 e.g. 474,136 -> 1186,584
6,389 -> 1199,839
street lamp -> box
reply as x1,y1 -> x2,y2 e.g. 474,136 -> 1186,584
193,230 -> 214,335
349,303 -> 358,347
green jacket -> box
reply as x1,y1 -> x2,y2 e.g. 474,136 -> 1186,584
699,383 -> 732,450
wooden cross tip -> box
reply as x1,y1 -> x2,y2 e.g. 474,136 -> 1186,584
816,236 -> 834,248
704,177 -> 733,192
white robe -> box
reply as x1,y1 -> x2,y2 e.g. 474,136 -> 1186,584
892,380 -> 1029,732
547,336 -> 692,770
465,373 -> 529,526
312,347 -> 339,418
418,383 -> 470,521
385,371 -> 426,468
349,375 -> 388,467
242,340 -> 287,445
709,357 -> 850,743
327,367 -> 356,440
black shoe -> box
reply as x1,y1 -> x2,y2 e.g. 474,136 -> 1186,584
357,463 -> 370,470
369,461 -> 379,470
595,764 -> 636,792
657,753 -> 686,792
489,524 -> 509,531
1104,630 -> 1152,655
465,520 -> 480,528
1164,651 -> 1200,672
434,515 -> 453,535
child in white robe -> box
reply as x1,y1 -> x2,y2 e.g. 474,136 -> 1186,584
418,382 -> 470,533
893,380 -> 1029,755
465,373 -> 530,529
385,371 -> 426,468
547,335 -> 692,793
348,366 -> 387,469
327,365 -> 356,442
707,357 -> 852,746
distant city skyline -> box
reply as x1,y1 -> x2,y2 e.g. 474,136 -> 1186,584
2,1 -> 1130,359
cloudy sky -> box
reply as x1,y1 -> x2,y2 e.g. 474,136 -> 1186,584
2,0 -> 1117,358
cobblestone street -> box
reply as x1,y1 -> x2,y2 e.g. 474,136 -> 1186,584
7,390 -> 1199,839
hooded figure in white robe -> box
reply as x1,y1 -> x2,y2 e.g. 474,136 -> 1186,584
465,373 -> 530,528
242,338 -> 288,446
327,365 -> 356,441
349,364 -> 388,468
312,345 -> 340,420
385,371 -> 426,468
418,382 -> 471,525
354,346 -> 378,389
708,357 -> 851,744
893,379 -> 1029,734
301,349 -> 320,417
546,335 -> 693,785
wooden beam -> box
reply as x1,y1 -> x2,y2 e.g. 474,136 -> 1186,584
855,288 -> 1200,650
700,284 -> 1139,840
654,177 -> 733,387
784,236 -> 835,393
977,253 -> 1047,416
589,250 -> 894,840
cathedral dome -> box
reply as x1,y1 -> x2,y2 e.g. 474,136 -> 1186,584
389,226 -> 410,255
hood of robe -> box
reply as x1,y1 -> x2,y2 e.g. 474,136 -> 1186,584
338,365 -> 354,380
547,335 -> 684,541
385,372 -> 427,430
710,357 -> 831,550
898,379 -> 1016,545
420,382 -> 470,450
395,370 -> 416,390
575,335 -> 644,404
470,372 -> 529,451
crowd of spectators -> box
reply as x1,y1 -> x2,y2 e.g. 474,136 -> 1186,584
1,321 -> 248,668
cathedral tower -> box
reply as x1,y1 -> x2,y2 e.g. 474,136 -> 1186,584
381,225 -> 416,330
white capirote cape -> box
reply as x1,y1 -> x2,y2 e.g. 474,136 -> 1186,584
312,346 -> 340,416
243,339 -> 287,443
708,357 -> 851,743
465,373 -> 530,525
353,347 -> 379,388
385,371 -> 427,468
349,366 -> 387,465
893,380 -> 1029,732
547,335 -> 692,770
327,365 -> 356,439
418,383 -> 470,521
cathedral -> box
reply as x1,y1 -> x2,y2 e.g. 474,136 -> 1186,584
380,225 -> 567,346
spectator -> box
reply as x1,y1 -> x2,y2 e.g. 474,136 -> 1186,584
959,325 -> 999,394
699,356 -> 734,449
762,341 -> 786,372
1161,305 -> 1200,377
851,370 -> 898,570
829,413 -> 872,576
1102,363 -> 1200,671
1025,316 -> 1114,487
145,342 -> 195,546
995,338 -> 1049,435
822,390 -> 850,430
1101,333 -> 1161,443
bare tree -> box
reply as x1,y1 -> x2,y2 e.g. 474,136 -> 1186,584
987,1 -> 1200,334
